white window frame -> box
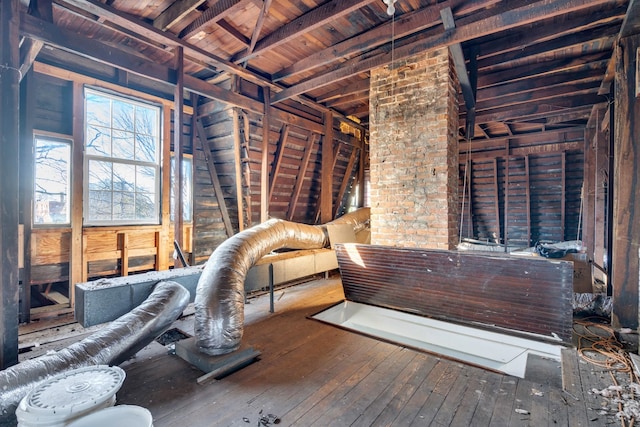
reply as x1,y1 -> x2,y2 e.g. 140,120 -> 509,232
83,87 -> 162,226
33,135 -> 72,226
170,153 -> 193,223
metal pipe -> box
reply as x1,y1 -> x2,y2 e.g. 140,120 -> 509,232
194,208 -> 370,356
0,280 -> 190,425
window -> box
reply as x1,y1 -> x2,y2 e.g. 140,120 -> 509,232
170,155 -> 193,222
34,136 -> 71,225
84,88 -> 161,225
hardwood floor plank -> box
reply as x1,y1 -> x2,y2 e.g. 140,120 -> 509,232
431,364 -> 479,426
17,277 -> 613,426
357,353 -> 439,427
488,375 -> 518,426
391,359 -> 449,425
546,386 -> 570,426
289,344 -> 404,425
410,361 -> 466,425
508,377 -> 539,425
308,347 -> 418,426
469,371 -> 505,427
561,348 -> 592,426
449,368 -> 492,426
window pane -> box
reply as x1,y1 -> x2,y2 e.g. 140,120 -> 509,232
112,99 -> 135,131
183,159 -> 192,222
88,160 -> 112,190
34,138 -> 71,225
112,130 -> 135,160
86,126 -> 111,157
113,163 -> 135,192
135,105 -> 158,136
84,89 -> 160,225
113,191 -> 135,220
135,134 -> 156,163
170,156 -> 193,222
86,93 -> 111,127
88,190 -> 112,221
135,192 -> 156,221
136,166 -> 156,193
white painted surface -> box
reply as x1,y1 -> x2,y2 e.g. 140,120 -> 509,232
312,301 -> 562,378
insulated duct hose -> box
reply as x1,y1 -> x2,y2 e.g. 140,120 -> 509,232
0,280 -> 190,426
194,208 -> 370,355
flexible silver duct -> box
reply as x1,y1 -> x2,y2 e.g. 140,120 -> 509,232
0,280 -> 190,426
194,208 -> 370,356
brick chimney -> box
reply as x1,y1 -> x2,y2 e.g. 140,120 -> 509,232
369,48 -> 460,249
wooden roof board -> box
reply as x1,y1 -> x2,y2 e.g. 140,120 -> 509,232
26,0 -> 635,146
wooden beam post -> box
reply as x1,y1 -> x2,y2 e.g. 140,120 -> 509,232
69,83 -> 84,306
194,116 -> 234,237
503,143 -> 510,249
357,132 -> 366,208
334,147 -> 358,217
268,124 -> 289,202
232,107 -> 245,231
158,105 -> 172,271
612,34 -> 640,329
561,152 -> 566,240
594,110 -> 609,282
492,158 -> 501,244
261,87 -> 270,223
0,0 -> 20,369
173,47 -> 184,268
321,111 -> 334,223
525,155 -> 531,246
288,134 -> 316,221
582,126 -> 597,261
19,69 -> 34,323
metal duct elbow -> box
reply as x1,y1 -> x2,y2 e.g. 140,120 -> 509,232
194,208 -> 371,356
0,280 -> 190,425
326,207 -> 370,234
194,218 -> 327,355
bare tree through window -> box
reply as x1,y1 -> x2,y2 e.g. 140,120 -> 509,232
84,88 -> 161,225
34,136 -> 71,225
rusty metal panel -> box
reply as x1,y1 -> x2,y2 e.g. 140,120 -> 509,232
335,244 -> 574,343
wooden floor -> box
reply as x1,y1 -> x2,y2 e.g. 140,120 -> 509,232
16,275 -> 632,426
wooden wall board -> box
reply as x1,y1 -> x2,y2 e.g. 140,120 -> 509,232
336,243 -> 574,343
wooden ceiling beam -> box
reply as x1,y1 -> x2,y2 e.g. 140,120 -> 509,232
479,35 -> 617,77
271,0 -> 500,83
55,0 -> 363,131
441,7 -> 476,138
20,12 -> 267,114
272,0 -> 616,104
325,91 -> 369,108
472,6 -> 626,64
316,78 -> 370,103
461,127 -> 585,153
468,93 -> 605,126
247,0 -> 272,55
477,26 -> 620,73
217,18 -> 250,46
466,140 -> 584,160
597,0 -> 639,95
57,0 -> 266,85
471,65 -> 606,104
18,37 -> 43,80
153,0 -> 205,31
473,80 -> 601,112
233,0 -> 377,64
179,0 -> 252,40
477,52 -> 611,88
